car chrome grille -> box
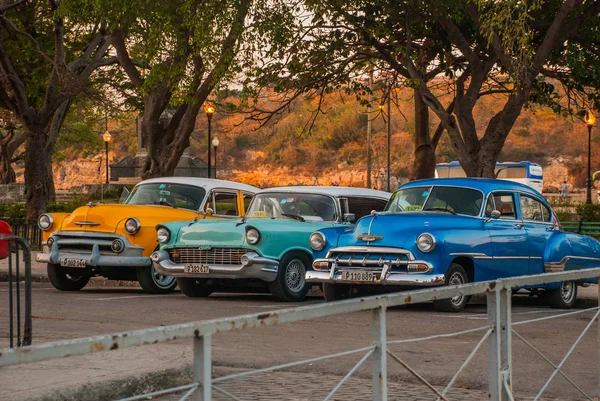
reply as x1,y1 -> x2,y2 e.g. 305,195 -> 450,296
327,248 -> 411,272
53,232 -> 120,254
169,247 -> 251,265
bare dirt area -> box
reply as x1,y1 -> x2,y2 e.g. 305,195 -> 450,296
0,283 -> 597,401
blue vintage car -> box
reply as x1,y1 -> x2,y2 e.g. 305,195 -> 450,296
306,178 -> 600,311
151,186 -> 390,301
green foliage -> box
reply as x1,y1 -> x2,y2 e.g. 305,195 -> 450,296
576,204 -> 600,222
0,201 -> 87,219
0,203 -> 26,219
474,0 -> 543,82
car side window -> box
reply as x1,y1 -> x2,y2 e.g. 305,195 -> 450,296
347,197 -> 388,220
493,193 -> 516,219
520,195 -> 550,222
484,196 -> 495,217
243,193 -> 253,213
210,192 -> 239,216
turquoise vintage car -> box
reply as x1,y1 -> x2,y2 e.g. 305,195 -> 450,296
152,186 -> 390,301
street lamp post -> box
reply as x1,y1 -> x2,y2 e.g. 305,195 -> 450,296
586,111 -> 596,204
103,130 -> 111,184
387,91 -> 391,192
204,104 -> 215,178
212,137 -> 220,179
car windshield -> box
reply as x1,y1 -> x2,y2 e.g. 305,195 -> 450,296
124,183 -> 206,211
386,186 -> 483,216
247,192 -> 337,222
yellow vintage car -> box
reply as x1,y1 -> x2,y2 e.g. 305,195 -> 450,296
36,178 -> 258,293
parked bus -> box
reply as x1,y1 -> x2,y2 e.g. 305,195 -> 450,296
435,161 -> 543,193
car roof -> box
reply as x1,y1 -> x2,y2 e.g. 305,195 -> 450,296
135,177 -> 259,193
400,178 -> 543,197
257,186 -> 391,199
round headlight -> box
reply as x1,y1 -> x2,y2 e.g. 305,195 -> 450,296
309,232 -> 326,251
125,218 -> 141,234
38,214 -> 53,231
246,228 -> 261,245
417,233 -> 436,253
111,239 -> 125,253
157,227 -> 170,243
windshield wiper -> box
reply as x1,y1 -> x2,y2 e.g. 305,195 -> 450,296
422,207 -> 456,215
281,213 -> 305,222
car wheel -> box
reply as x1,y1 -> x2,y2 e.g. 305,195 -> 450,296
322,283 -> 353,302
177,277 -> 215,298
269,252 -> 310,302
547,281 -> 577,309
47,263 -> 90,291
136,265 -> 177,294
433,263 -> 469,313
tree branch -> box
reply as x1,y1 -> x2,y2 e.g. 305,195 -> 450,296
111,28 -> 144,88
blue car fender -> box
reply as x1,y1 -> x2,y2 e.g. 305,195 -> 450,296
311,225 -> 350,260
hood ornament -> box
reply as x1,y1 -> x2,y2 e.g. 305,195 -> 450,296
357,234 -> 383,242
74,221 -> 100,227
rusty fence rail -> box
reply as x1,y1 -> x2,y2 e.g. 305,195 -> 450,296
2,268 -> 600,401
2,234 -> 32,348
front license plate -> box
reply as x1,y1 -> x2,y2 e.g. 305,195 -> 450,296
341,271 -> 375,282
60,258 -> 87,268
184,264 -> 210,274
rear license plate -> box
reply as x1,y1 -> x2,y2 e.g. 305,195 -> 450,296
60,258 -> 87,268
184,264 -> 209,274
341,271 -> 375,282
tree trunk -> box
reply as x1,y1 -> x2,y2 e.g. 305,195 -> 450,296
411,90 -> 436,180
0,141 -> 16,184
24,129 -> 55,219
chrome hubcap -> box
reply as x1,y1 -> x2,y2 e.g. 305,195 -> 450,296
152,266 -> 176,288
285,259 -> 306,293
560,281 -> 575,304
449,271 -> 466,306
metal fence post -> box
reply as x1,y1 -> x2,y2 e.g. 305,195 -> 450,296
487,287 -> 512,401
193,333 -> 212,401
371,305 -> 387,401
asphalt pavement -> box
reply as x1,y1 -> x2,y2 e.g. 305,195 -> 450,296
1,253 -> 599,401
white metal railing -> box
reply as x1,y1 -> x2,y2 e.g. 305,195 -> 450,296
2,268 -> 600,401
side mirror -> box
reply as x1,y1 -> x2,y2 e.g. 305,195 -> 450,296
119,188 -> 130,204
485,210 -> 501,222
205,207 -> 214,216
343,213 -> 355,223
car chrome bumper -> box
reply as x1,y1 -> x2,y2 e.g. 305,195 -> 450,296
152,250 -> 279,282
307,246 -> 445,286
36,233 -> 150,268
305,270 -> 446,286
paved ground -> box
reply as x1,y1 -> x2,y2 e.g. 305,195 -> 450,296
1,253 -> 599,401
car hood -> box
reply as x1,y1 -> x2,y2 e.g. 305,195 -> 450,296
59,204 -> 200,233
174,217 -> 337,248
336,212 -> 483,248
176,218 -> 247,246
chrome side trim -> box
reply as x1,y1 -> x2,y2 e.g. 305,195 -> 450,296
449,253 -> 535,260
544,255 -> 600,273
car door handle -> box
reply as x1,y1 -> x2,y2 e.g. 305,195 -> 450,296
514,223 -> 524,229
